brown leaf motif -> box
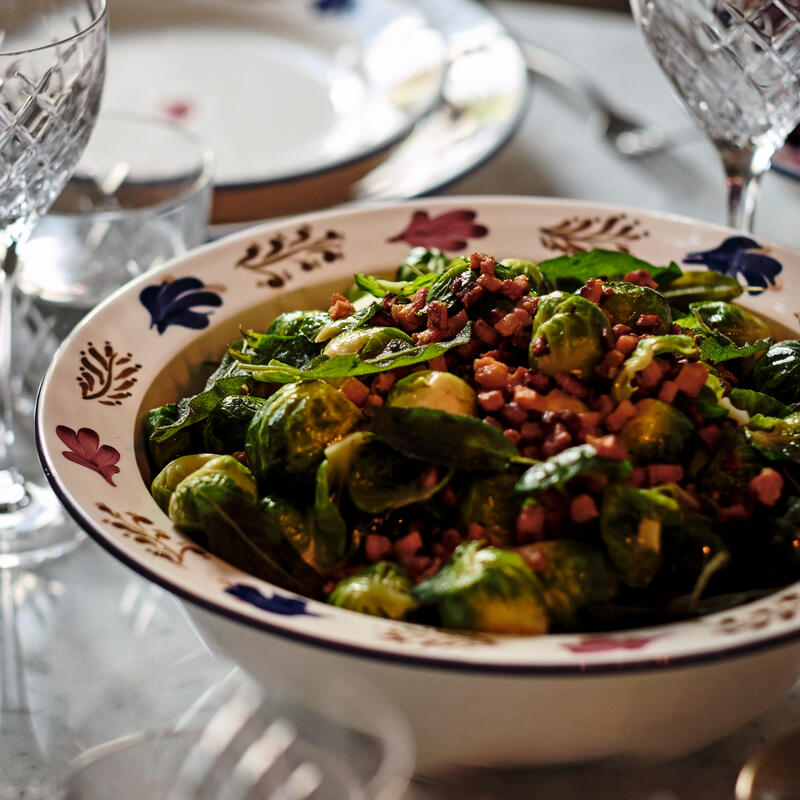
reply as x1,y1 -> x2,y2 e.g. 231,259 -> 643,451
56,426 -> 120,486
236,225 -> 344,288
539,214 -> 648,255
381,624 -> 496,647
387,209 -> 488,251
77,340 -> 142,406
715,591 -> 800,634
96,503 -> 208,565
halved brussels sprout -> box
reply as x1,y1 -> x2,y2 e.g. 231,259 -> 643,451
203,395 -> 265,453
323,327 -> 413,359
618,398 -> 694,464
386,370 -> 476,416
530,291 -> 611,379
413,541 -> 548,634
151,453 -> 222,512
328,561 -> 418,619
600,281 -> 672,334
750,340 -> 800,404
461,472 -> 523,545
245,380 -> 362,485
689,300 -> 770,346
516,540 -> 617,628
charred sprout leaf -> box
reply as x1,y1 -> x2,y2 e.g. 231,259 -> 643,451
412,541 -> 548,634
386,370 -> 477,416
323,326 -> 413,359
600,484 -> 679,588
394,246 -> 454,281
746,411 -> 800,461
516,540 -> 618,628
661,270 -> 743,308
144,404 -> 195,471
151,453 -> 222,513
370,405 -> 518,471
618,399 -> 694,465
688,300 -> 771,346
495,258 -> 552,295
245,381 -> 362,485
600,282 -> 672,334
750,340 -> 800,404
516,443 -> 631,494
461,472 -> 524,545
203,395 -> 265,453
530,292 -> 611,380
424,259 -> 473,308
149,347 -> 252,442
536,249 -> 682,292
611,334 -> 698,402
346,439 -> 453,515
236,329 -> 323,369
240,323 -> 472,384
328,561 -> 418,619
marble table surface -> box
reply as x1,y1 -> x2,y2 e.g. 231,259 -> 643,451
5,1 -> 800,798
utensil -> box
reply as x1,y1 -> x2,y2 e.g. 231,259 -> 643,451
630,0 -> 800,231
736,725 -> 800,800
0,0 -> 108,566
35,195 -> 800,770
518,39 -> 695,158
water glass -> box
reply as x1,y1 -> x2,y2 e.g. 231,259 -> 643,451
14,111 -> 215,412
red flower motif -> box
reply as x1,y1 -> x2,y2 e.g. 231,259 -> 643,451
562,635 -> 661,654
56,425 -> 121,486
387,209 -> 488,251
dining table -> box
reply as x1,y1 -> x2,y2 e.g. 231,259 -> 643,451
6,1 -> 800,798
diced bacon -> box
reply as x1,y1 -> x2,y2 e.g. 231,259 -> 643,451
516,294 -> 540,315
579,278 -> 605,304
554,373 -> 590,398
470,252 -> 496,274
615,334 -> 639,356
586,433 -> 627,461
604,399 -> 638,432
499,275 -> 529,300
494,311 -> 524,337
749,467 -> 784,507
591,394 -> 614,419
717,504 -> 750,522
418,466 -> 440,490
647,463 -> 683,485
474,356 -> 510,389
390,288 -> 427,331
365,534 -> 392,562
427,355 -> 447,372
658,380 -> 678,403
467,522 -> 486,540
371,372 -> 396,394
478,389 -> 505,412
474,319 -> 500,345
636,358 -> 668,390
529,335 -> 549,357
516,505 -> 547,543
503,428 -> 522,446
635,314 -> 663,330
541,423 -> 573,457
461,283 -> 485,307
366,393 -> 384,407
340,377 -> 370,406
520,420 -> 543,441
697,424 -> 720,450
623,269 -> 658,290
327,292 -> 354,320
625,466 -> 648,487
674,362 -> 709,397
570,493 -> 599,523
395,530 -> 424,560
517,544 -> 549,570
500,402 -> 528,427
612,323 -> 632,336
476,272 -> 503,292
594,349 -> 625,379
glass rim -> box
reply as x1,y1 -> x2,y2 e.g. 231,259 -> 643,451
52,109 -> 217,222
0,0 -> 108,58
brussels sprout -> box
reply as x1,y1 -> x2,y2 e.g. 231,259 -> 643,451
245,381 -> 362,485
144,404 -> 196,472
599,281 -> 672,334
660,270 -> 743,309
386,370 -> 477,416
167,454 -> 259,533
322,326 -> 413,359
328,561 -> 418,619
266,309 -> 330,339
203,395 -> 265,453
516,540 -> 618,628
529,292 -> 611,379
750,340 -> 800,404
151,453 -> 222,512
260,494 -> 314,563
346,439 -> 452,515
496,258 -> 552,295
413,541 -> 549,634
618,399 -> 694,464
461,472 -> 523,545
689,300 -> 770,346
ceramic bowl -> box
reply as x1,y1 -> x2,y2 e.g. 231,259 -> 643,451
37,196 -> 800,770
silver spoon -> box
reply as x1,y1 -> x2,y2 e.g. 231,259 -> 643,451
518,39 -> 697,158
735,726 -> 800,800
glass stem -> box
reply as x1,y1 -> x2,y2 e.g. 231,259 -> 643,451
0,243 -> 17,469
719,143 -> 769,233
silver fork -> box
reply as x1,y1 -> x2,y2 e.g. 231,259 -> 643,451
518,39 -> 697,158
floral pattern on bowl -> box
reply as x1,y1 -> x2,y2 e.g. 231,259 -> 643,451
37,196 -> 800,674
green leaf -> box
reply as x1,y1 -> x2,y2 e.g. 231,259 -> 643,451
369,405 -> 518,471
698,331 -> 769,363
536,249 -> 682,292
660,270 -> 743,309
241,322 -> 472,384
515,444 -> 631,494
353,271 -> 440,298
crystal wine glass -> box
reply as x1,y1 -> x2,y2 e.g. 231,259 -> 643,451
0,0 -> 107,565
630,0 -> 800,231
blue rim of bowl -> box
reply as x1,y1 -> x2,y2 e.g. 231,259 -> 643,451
34,195 -> 800,677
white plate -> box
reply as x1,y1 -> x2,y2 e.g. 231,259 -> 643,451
105,0 -> 527,224
36,196 -> 800,767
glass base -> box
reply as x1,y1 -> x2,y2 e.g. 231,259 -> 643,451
0,467 -> 85,568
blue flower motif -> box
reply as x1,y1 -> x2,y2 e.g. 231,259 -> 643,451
313,0 -> 354,11
683,237 -> 782,293
225,584 -> 319,617
140,276 -> 223,334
